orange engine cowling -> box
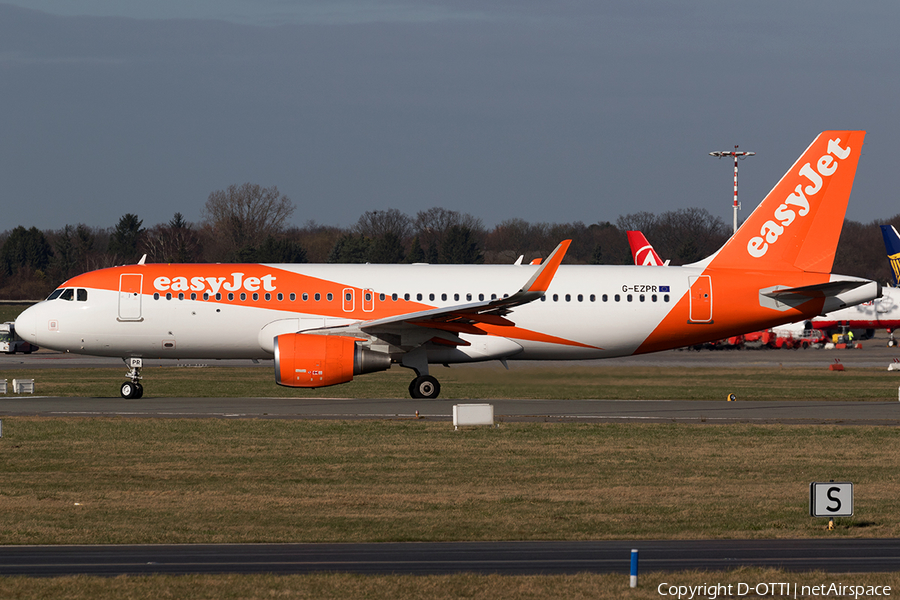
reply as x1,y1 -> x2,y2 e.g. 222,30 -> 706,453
274,333 -> 391,388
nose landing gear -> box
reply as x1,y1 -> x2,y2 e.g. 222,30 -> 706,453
121,357 -> 144,399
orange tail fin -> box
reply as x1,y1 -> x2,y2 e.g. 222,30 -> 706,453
709,131 -> 866,273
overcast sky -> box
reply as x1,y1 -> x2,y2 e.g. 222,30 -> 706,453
1,1 -> 897,233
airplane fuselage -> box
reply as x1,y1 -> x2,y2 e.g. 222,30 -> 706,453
15,262 -> 874,364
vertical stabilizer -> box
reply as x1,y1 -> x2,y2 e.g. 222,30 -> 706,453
709,131 -> 866,274
881,224 -> 900,286
626,231 -> 665,266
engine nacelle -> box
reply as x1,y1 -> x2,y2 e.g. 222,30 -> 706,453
274,333 -> 391,388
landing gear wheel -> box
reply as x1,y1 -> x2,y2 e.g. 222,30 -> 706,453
121,381 -> 138,399
889,339 -> 896,348
409,375 -> 441,399
134,383 -> 144,399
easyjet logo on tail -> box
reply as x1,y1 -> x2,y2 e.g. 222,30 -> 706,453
747,138 -> 852,258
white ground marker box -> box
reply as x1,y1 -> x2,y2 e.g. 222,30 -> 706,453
453,404 -> 494,430
12,379 -> 34,394
0,379 -> 6,394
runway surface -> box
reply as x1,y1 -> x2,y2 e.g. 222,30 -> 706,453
4,338 -> 900,424
1,396 -> 900,425
3,539 -> 900,576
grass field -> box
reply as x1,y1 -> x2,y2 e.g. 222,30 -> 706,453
2,418 -> 898,544
2,418 -> 899,598
3,569 -> 899,600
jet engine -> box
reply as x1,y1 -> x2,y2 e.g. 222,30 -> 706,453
274,333 -> 391,388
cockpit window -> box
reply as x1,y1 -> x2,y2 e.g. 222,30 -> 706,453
59,289 -> 75,301
77,289 -> 88,302
47,289 -> 63,301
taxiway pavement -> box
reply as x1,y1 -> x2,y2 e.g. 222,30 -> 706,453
3,539 -> 900,576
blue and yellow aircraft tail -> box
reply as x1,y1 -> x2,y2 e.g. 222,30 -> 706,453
880,225 -> 900,286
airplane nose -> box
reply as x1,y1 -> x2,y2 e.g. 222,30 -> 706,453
14,305 -> 38,344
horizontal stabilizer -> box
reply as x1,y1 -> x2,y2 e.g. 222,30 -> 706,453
760,279 -> 881,313
762,280 -> 869,300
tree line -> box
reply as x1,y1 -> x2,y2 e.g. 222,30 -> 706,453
1,182 -> 897,300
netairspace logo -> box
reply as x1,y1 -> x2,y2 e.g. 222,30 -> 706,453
657,581 -> 892,599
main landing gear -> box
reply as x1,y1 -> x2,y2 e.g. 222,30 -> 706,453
402,348 -> 441,399
121,357 -> 144,399
409,375 -> 441,399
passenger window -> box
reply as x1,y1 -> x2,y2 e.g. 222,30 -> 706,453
302,293 -> 308,301
404,293 -> 410,301
565,294 -> 571,302
652,294 -> 657,302
627,294 -> 633,302
240,293 -> 246,301
577,294 -> 583,302
441,293 -> 447,301
326,293 -> 333,301
639,294 -> 645,302
467,293 -> 472,301
454,293 -> 459,301
478,293 -> 485,301
552,294 -> 558,302
203,292 -> 210,300
615,294 -> 620,302
154,293 -> 160,300
166,293 -> 173,300
191,293 -> 197,300
590,294 -> 595,302
265,293 -> 271,301
417,293 -> 423,301
602,294 -> 608,302
429,293 -> 435,301
664,294 -> 670,302
178,293 -> 185,300
315,293 -> 321,301
277,293 -> 283,301
290,293 -> 296,301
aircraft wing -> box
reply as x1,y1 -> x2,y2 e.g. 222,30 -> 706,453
360,240 -> 571,342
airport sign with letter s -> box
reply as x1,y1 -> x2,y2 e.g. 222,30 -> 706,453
810,482 -> 853,517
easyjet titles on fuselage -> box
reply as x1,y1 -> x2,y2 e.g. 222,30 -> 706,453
153,273 -> 278,295
747,137 -> 852,259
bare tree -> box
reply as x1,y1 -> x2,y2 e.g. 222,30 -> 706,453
202,183 -> 295,260
354,209 -> 413,240
414,207 -> 484,257
143,213 -> 202,263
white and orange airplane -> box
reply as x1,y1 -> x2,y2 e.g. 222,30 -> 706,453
14,131 -> 879,399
